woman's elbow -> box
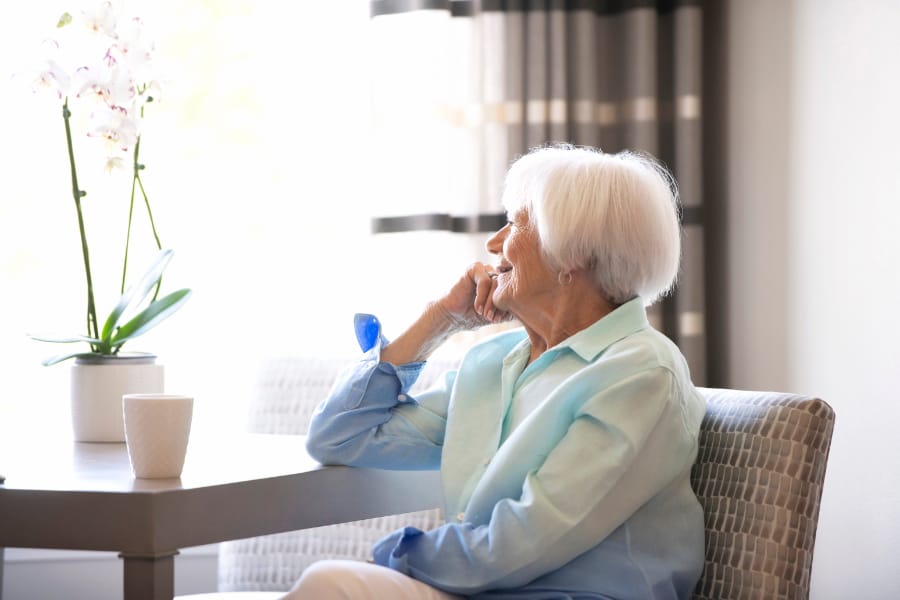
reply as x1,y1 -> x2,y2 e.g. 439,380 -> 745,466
305,426 -> 343,465
305,422 -> 373,466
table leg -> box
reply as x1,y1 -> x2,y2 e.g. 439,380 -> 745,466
1,546 -> 5,600
119,550 -> 179,600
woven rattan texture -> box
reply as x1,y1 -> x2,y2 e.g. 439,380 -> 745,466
690,389 -> 835,600
219,356 -> 455,592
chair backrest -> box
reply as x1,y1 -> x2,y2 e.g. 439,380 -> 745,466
691,388 -> 835,600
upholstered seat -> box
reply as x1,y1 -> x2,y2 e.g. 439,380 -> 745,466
690,388 -> 835,600
179,359 -> 835,600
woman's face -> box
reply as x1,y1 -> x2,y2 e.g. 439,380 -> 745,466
485,209 -> 558,314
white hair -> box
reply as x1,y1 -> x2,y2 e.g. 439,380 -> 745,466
500,144 -> 681,305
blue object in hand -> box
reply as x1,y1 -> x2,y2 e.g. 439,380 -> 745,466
354,313 -> 386,353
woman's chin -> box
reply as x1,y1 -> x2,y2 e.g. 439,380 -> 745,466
491,291 -> 512,313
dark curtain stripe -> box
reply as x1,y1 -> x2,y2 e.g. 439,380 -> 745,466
374,206 -> 700,230
482,0 -> 702,13
372,213 -> 508,234
371,0 -> 701,18
370,0 -> 475,17
371,0 -> 452,18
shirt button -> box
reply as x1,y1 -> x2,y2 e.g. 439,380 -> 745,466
456,512 -> 465,522
397,394 -> 407,401
482,456 -> 491,466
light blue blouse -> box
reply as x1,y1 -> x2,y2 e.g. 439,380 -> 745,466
306,298 -> 706,599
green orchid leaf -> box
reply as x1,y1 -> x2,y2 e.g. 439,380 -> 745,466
42,351 -> 99,367
101,249 -> 174,343
29,333 -> 103,345
109,288 -> 192,348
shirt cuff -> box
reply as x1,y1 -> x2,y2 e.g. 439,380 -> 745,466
372,526 -> 424,575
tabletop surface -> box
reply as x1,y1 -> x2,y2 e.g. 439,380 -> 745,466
0,432 -> 321,492
0,432 -> 443,554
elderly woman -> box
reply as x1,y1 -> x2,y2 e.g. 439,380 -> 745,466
290,145 -> 705,599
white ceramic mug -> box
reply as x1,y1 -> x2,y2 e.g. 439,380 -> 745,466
122,393 -> 194,478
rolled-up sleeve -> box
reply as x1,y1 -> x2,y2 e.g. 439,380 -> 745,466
305,316 -> 452,471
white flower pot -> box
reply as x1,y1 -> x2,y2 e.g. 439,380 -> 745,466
70,353 -> 165,442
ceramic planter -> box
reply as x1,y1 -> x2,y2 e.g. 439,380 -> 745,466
70,353 -> 164,442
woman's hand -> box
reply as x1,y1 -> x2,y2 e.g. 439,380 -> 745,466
381,263 -> 513,365
434,262 -> 512,332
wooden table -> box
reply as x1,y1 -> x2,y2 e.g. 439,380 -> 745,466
0,433 -> 442,600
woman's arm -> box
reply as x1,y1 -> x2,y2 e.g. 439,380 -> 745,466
306,262 -> 507,469
305,352 -> 453,470
382,262 -> 508,365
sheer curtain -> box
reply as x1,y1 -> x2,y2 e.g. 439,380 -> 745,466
367,0 -> 707,381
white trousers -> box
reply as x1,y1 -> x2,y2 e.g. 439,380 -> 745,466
282,559 -> 465,600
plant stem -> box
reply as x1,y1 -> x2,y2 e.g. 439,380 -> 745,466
138,173 -> 162,251
121,104 -> 164,301
121,144 -> 136,295
63,99 -> 99,350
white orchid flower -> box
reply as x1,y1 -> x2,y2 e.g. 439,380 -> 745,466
74,60 -> 135,111
103,155 -> 127,174
21,39 -> 73,99
115,16 -> 154,73
88,104 -> 139,152
53,5 -> 116,73
31,58 -> 72,99
77,1 -> 117,38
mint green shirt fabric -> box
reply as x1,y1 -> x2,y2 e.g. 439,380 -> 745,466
307,298 -> 706,599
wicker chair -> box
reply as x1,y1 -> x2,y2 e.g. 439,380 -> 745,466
179,366 -> 835,600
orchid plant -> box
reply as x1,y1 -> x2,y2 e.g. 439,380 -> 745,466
26,1 -> 191,366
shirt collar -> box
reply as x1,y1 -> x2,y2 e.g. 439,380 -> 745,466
553,296 -> 650,362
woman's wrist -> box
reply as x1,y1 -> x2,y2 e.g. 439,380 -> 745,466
380,302 -> 458,365
427,299 -> 469,335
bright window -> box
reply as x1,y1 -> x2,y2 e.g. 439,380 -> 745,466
0,0 -> 449,433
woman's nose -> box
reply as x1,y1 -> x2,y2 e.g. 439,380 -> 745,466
485,224 -> 508,255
